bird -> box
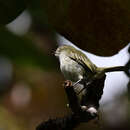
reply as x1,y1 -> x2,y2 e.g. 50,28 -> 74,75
55,45 -> 125,93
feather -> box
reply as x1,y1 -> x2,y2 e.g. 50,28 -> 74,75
68,48 -> 97,73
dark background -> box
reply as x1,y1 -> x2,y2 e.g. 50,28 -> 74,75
0,0 -> 130,130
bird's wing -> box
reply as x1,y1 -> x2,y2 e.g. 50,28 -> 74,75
69,50 -> 97,73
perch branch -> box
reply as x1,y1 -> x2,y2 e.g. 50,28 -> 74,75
36,75 -> 106,130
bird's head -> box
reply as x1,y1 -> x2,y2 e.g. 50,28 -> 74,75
55,45 -> 75,57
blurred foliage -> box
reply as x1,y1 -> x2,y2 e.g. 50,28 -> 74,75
28,0 -> 130,56
0,0 -> 130,56
0,27 -> 57,70
0,0 -> 27,25
0,106 -> 27,130
0,8 -> 66,129
0,1 -> 129,130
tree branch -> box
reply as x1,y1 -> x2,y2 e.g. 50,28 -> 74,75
36,75 -> 106,130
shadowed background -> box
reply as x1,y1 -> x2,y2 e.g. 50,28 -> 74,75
0,0 -> 130,130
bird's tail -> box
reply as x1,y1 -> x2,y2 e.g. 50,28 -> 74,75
98,66 -> 126,73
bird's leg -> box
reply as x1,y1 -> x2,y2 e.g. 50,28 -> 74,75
77,80 -> 91,95
73,78 -> 92,95
73,79 -> 82,87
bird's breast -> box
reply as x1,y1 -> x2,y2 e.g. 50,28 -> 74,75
59,55 -> 84,82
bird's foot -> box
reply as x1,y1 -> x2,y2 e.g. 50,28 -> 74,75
63,80 -> 73,88
77,81 -> 92,95
81,105 -> 98,117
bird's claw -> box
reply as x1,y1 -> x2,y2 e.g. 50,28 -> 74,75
63,80 -> 73,88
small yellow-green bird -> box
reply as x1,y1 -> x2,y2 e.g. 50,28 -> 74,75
55,45 -> 125,92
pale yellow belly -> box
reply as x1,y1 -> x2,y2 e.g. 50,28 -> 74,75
60,58 -> 84,82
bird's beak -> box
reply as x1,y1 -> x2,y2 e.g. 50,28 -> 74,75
54,51 -> 60,57
54,52 -> 59,57
51,50 -> 59,57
